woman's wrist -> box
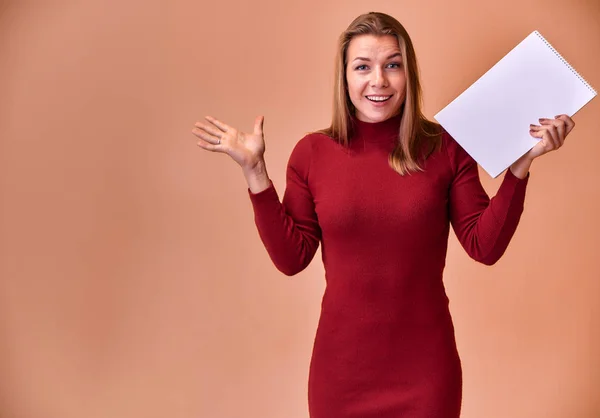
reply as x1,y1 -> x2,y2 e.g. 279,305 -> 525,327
509,155 -> 533,179
243,159 -> 271,194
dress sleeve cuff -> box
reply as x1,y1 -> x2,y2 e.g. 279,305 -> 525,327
504,167 -> 530,185
247,180 -> 279,204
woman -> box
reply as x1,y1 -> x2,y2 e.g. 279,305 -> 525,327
192,12 -> 574,418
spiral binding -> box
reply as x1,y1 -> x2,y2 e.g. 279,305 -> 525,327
534,30 -> 597,96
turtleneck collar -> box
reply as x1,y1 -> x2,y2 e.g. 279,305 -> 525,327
350,112 -> 402,144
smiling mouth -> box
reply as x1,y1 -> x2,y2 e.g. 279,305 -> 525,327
366,95 -> 393,102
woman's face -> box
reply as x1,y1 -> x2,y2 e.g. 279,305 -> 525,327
345,34 -> 406,123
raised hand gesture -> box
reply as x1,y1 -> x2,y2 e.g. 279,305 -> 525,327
192,115 -> 266,171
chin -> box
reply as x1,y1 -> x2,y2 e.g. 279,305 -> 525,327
359,110 -> 397,123
355,100 -> 403,122
370,115 -> 389,123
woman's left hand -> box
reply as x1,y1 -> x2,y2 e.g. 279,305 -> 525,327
509,114 -> 576,178
526,114 -> 576,160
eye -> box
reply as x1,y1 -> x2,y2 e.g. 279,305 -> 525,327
387,62 -> 402,69
355,64 -> 368,71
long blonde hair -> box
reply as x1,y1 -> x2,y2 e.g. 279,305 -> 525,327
315,12 -> 442,175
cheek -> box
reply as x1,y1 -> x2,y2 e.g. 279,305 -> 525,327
399,73 -> 408,91
392,77 -> 407,100
393,72 -> 407,88
346,75 -> 363,99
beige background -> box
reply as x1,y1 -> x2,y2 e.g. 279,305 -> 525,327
0,0 -> 599,417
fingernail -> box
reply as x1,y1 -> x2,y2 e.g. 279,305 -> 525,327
539,118 -> 545,122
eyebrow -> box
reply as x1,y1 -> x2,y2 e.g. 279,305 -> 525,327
352,52 -> 403,62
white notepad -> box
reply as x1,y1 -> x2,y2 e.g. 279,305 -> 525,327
434,30 -> 597,178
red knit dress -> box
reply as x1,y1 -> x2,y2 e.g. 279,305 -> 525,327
248,113 -> 529,417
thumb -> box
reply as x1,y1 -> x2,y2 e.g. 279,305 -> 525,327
254,115 -> 264,136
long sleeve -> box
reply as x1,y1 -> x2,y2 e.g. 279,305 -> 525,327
445,131 -> 529,265
247,135 -> 322,276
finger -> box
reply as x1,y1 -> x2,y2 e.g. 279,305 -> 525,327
529,126 -> 544,138
555,114 -> 575,135
254,115 -> 264,136
529,125 -> 556,149
192,127 -> 221,145
544,124 -> 560,149
194,121 -> 224,139
529,124 -> 544,134
205,116 -> 230,133
196,138 -> 221,152
534,123 -> 559,149
539,118 -> 565,146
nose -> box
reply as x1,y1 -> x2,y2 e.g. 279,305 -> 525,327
370,66 -> 388,88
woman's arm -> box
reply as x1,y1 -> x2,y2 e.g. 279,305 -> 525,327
247,136 -> 321,276
192,115 -> 321,276
447,114 -> 575,265
447,134 -> 529,266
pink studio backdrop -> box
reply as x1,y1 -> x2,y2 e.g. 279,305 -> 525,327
0,1 -> 599,417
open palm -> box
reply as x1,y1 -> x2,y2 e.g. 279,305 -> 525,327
192,115 -> 266,170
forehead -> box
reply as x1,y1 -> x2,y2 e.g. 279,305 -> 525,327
346,34 -> 401,59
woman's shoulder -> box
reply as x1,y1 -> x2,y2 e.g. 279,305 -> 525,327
293,130 -> 340,153
299,130 -> 334,143
288,131 -> 331,163
292,131 -> 331,150
436,127 -> 478,175
433,124 -> 452,147
437,126 -> 465,158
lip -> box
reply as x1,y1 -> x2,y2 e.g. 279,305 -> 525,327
365,94 -> 393,106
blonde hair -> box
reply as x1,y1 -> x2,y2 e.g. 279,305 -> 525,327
315,12 -> 441,175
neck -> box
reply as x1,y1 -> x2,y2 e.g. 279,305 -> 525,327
350,112 -> 402,143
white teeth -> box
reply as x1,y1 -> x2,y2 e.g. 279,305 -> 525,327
367,95 -> 392,102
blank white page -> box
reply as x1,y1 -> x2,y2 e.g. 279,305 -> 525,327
434,30 -> 597,178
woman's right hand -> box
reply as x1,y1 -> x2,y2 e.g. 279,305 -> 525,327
192,115 -> 266,171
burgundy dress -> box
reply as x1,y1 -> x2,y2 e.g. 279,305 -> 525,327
248,114 -> 529,417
